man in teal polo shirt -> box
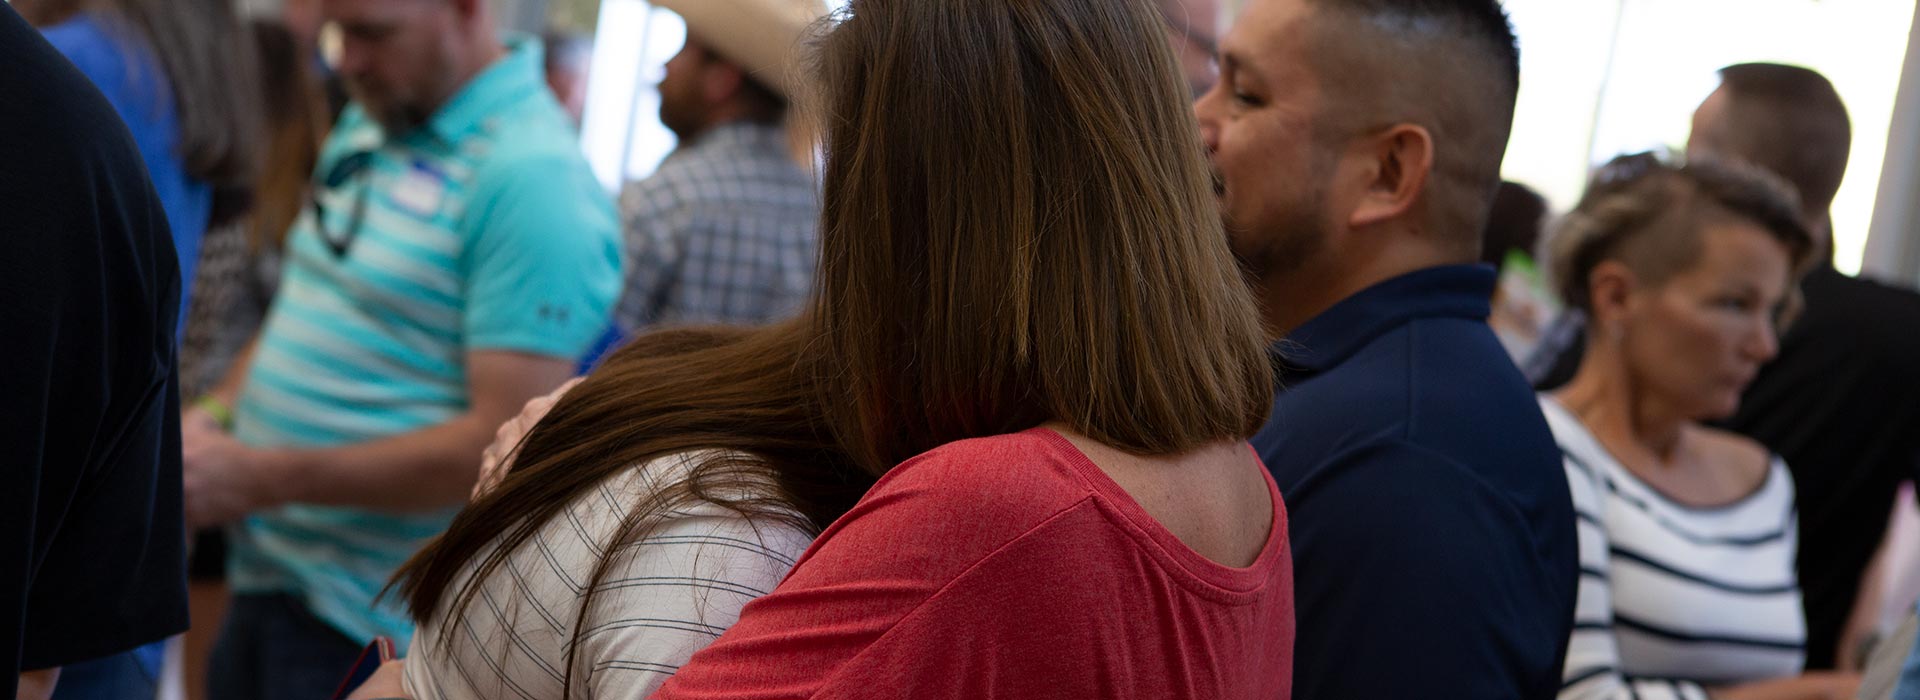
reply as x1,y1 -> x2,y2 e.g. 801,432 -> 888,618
180,0 -> 622,695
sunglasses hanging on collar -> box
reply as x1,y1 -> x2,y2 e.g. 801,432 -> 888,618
310,150 -> 377,259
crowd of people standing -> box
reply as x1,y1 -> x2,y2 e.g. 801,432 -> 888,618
7,0 -> 1920,698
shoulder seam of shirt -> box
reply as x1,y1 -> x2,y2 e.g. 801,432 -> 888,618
469,148 -> 587,195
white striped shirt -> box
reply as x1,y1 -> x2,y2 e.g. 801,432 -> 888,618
1540,397 -> 1805,700
403,451 -> 813,699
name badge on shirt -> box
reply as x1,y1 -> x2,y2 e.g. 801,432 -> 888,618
391,160 -> 446,219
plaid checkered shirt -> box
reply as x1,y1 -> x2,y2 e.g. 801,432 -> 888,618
613,121 -> 820,332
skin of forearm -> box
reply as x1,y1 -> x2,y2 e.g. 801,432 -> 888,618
220,350 -> 573,515
17,668 -> 60,700
256,413 -> 497,513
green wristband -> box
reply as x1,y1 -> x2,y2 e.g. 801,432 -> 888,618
194,395 -> 234,430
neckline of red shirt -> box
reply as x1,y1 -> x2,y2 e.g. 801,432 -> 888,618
1027,427 -> 1290,602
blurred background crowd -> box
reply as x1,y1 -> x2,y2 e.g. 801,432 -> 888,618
8,0 -> 1920,698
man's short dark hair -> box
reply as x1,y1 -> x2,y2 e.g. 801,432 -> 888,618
1307,0 -> 1522,249
1709,63 -> 1852,216
1314,0 -> 1519,92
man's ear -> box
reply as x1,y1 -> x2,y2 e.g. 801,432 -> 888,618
1587,259 -> 1640,331
1346,123 -> 1432,230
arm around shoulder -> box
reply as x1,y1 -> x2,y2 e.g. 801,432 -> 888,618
655,442 -> 1073,697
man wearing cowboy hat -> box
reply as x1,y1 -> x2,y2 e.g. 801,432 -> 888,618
608,0 -> 830,340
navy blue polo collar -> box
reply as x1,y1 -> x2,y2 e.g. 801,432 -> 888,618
1276,264 -> 1497,375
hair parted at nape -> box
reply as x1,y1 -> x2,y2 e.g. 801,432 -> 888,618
392,0 -> 1274,691
1547,151 -> 1815,315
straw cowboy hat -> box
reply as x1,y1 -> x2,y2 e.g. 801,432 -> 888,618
654,0 -> 830,99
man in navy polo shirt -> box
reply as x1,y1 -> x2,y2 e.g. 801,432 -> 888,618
1197,0 -> 1577,697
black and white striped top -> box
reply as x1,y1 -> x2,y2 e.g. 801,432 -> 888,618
403,451 -> 813,699
1540,397 -> 1805,700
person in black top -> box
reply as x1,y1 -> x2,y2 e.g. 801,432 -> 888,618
1742,264 -> 1920,670
1531,63 -> 1920,671
1702,64 -> 1920,671
0,3 -> 187,697
1197,0 -> 1577,696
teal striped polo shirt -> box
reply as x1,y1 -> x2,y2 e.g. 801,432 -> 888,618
227,37 -> 622,645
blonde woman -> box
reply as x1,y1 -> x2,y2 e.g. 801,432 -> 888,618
1546,153 -> 1854,700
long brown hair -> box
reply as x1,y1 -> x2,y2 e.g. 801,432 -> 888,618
247,20 -> 328,253
25,0 -> 264,228
394,0 -> 1273,690
809,0 -> 1272,473
124,0 -> 262,226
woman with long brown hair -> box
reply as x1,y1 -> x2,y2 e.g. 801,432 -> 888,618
180,18 -> 330,405
375,0 -> 1292,696
640,7 -> 1292,695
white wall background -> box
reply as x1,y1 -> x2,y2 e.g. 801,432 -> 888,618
579,0 -> 682,190
580,0 -> 850,191
578,1 -> 1915,276
1500,0 -> 1915,275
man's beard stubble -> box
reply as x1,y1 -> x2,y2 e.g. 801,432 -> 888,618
352,85 -> 432,137
658,90 -> 701,142
1223,186 -> 1332,285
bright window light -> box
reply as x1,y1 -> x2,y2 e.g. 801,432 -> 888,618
1502,0 -> 1914,274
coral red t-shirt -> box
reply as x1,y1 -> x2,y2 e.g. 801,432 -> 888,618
654,428 -> 1294,699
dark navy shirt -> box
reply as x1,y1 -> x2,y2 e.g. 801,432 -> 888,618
1253,265 -> 1577,700
2,2 -> 186,683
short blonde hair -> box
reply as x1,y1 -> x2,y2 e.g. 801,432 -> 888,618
1547,152 -> 1814,314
